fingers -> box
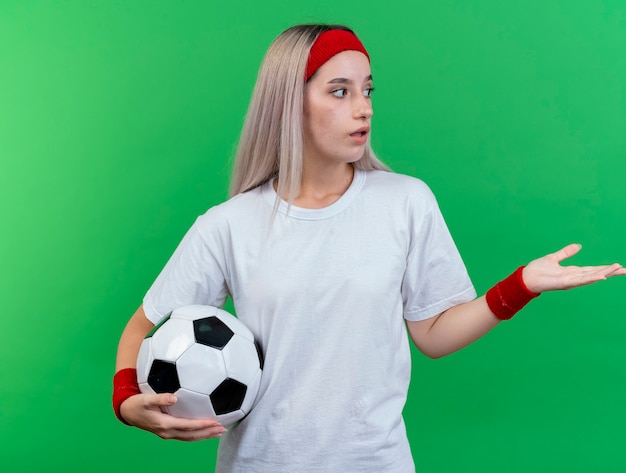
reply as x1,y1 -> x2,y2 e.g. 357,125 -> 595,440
560,263 -> 624,289
526,244 -> 624,292
167,415 -> 223,432
574,266 -> 615,285
165,418 -> 227,441
575,264 -> 622,277
551,245 -> 625,277
612,267 -> 626,277
596,263 -> 626,280
144,393 -> 227,441
575,263 -> 624,279
162,417 -> 227,441
553,243 -> 582,263
168,421 -> 228,442
148,392 -> 178,408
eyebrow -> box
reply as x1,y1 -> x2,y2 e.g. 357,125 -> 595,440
327,74 -> 373,85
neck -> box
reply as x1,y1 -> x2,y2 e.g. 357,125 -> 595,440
276,162 -> 355,209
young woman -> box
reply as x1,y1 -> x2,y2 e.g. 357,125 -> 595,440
113,24 -> 625,472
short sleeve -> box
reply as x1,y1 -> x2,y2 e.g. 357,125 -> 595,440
401,194 -> 476,321
143,220 -> 230,325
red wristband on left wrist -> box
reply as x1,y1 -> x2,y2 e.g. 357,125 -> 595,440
486,266 -> 540,320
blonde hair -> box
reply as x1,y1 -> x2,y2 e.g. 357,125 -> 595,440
229,24 -> 389,201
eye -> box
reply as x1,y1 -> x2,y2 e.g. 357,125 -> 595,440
364,87 -> 375,97
331,88 -> 348,97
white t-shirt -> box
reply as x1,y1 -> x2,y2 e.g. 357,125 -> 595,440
143,169 -> 476,472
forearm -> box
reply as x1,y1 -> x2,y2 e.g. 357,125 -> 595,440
116,305 -> 154,371
407,265 -> 543,358
407,296 -> 500,359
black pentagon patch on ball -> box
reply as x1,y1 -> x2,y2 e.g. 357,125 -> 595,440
210,378 -> 247,414
148,360 -> 180,393
193,316 -> 234,349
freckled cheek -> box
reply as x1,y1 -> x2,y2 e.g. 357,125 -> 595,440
303,101 -> 344,144
318,110 -> 342,139
306,119 -> 338,143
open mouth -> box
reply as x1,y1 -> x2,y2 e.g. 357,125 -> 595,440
351,129 -> 369,137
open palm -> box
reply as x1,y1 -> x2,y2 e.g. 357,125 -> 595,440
523,244 -> 626,294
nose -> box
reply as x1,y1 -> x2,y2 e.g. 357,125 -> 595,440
353,93 -> 373,120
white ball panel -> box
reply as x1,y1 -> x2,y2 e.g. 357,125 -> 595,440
138,382 -> 156,396
214,309 -> 254,341
216,409 -> 245,428
239,370 -> 262,415
151,318 -> 195,361
177,343 -> 227,395
136,338 -> 154,384
171,304 -> 217,321
167,388 -> 216,420
222,334 -> 261,384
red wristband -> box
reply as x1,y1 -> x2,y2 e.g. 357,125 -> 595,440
486,266 -> 540,320
112,368 -> 141,425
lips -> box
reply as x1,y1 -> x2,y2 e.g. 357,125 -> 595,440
350,126 -> 370,138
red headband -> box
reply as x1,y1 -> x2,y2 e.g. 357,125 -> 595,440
305,29 -> 370,82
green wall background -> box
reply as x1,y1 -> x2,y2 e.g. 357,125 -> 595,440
1,1 -> 625,471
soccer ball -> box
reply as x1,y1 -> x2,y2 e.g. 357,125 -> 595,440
136,305 -> 263,427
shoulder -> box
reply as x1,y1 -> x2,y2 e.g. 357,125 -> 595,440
194,186 -> 269,236
364,170 -> 433,193
361,170 -> 437,207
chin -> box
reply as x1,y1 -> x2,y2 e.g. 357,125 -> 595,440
349,150 -> 367,163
